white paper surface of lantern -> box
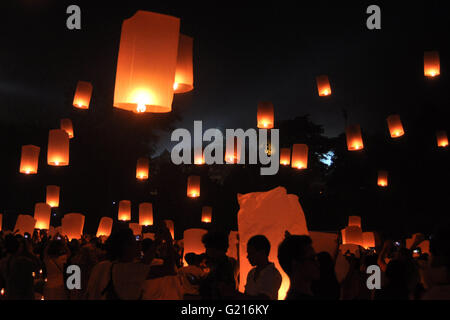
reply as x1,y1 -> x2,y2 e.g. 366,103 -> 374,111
96,217 -> 113,237
14,215 -> 37,236
129,223 -> 142,236
61,213 -> 85,240
183,228 -> 207,266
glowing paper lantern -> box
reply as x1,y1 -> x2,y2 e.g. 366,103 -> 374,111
291,144 -> 308,169
136,158 -> 149,180
377,170 -> 388,187
194,153 -> 205,165
60,119 -> 74,139
348,216 -> 361,228
386,115 -> 404,138
73,81 -> 93,109
164,220 -> 175,240
279,148 -> 291,166
173,34 -> 194,94
0,213 -> 2,231
46,185 -> 60,208
362,232 -> 375,249
143,233 -> 155,240
187,175 -> 200,198
96,217 -> 113,237
139,202 -> 153,226
309,231 -> 339,257
118,200 -> 131,221
47,129 -> 69,166
436,130 -> 448,148
424,51 -> 440,78
20,145 -> 40,174
183,228 -> 207,265
225,137 -> 241,164
226,231 -> 239,261
237,186 -> 309,300
14,215 -> 36,236
341,228 -> 347,245
346,124 -> 364,151
316,75 -> 332,96
61,213 -> 85,241
129,223 -> 142,236
342,226 -> 363,246
201,206 -> 212,223
257,102 -> 274,129
34,203 -> 51,230
113,10 -> 180,113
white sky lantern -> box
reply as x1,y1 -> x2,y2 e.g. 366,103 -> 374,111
96,217 -> 113,238
61,213 -> 85,241
362,232 -> 375,249
343,226 -> 363,247
34,203 -> 51,230
348,216 -> 361,228
14,215 -> 37,236
183,228 -> 207,266
129,223 -> 142,236
139,203 -> 153,226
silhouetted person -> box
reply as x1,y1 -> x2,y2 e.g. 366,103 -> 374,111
311,251 -> 340,300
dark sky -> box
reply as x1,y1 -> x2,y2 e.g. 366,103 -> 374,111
1,0 -> 449,154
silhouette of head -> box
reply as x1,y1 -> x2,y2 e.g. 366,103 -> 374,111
202,231 -> 229,260
185,252 -> 199,266
247,235 -> 271,267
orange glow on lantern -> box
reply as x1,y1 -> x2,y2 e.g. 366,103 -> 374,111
47,129 -> 69,166
225,137 -> 241,164
187,175 -> 200,198
136,158 -> 149,180
73,81 -> 93,109
346,124 -> 364,151
291,144 -> 308,169
436,130 -> 448,148
164,220 -> 175,240
194,154 -> 205,165
0,213 -> 3,232
386,115 -> 404,138
20,145 -> 40,174
96,217 -> 113,237
183,228 -> 207,265
348,216 -> 361,228
34,203 -> 51,230
201,206 -> 212,223
173,34 -> 194,94
129,223 -> 142,236
46,185 -> 60,208
377,170 -> 388,187
342,226 -> 363,246
61,213 -> 85,241
316,75 -> 332,96
424,51 -> 440,78
362,232 -> 375,249
257,102 -> 274,129
118,200 -> 131,221
279,148 -> 291,166
113,11 -> 180,113
60,119 -> 74,139
139,202 -> 153,226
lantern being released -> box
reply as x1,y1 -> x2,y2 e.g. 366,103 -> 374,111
342,226 -> 363,246
164,220 -> 175,240
362,232 -> 375,249
424,51 -> 440,78
378,170 -> 388,187
46,185 -> 60,208
129,223 -> 142,236
14,215 -> 37,236
386,115 -> 404,138
201,206 -> 212,223
291,144 -> 308,169
436,130 -> 448,148
96,217 -> 113,238
136,158 -> 149,180
118,200 -> 131,221
257,102 -> 274,129
73,81 -> 93,109
34,203 -> 51,230
61,213 -> 85,241
173,34 -> 194,93
316,75 -> 332,96
20,145 -> 40,174
187,175 -> 200,198
47,129 -> 69,166
279,148 -> 291,166
60,119 -> 74,139
113,11 -> 180,113
346,124 -> 364,151
139,202 -> 153,226
348,216 -> 361,228
183,229 -> 207,265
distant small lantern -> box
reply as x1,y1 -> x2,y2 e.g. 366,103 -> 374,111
386,115 -> 404,138
47,129 -> 69,166
279,148 -> 291,166
257,102 -> 274,129
60,119 -> 74,139
225,137 -> 241,164
201,206 -> 212,223
20,145 -> 40,174
436,130 -> 448,148
316,75 -> 332,96
34,203 -> 51,230
118,200 -> 131,221
96,217 -> 113,238
139,202 -> 153,226
378,170 -> 388,187
194,153 -> 205,165
136,158 -> 149,180
346,124 -> 364,151
187,175 -> 200,198
348,216 -> 361,228
113,10 -> 180,113
173,34 -> 194,94
46,185 -> 60,208
61,213 -> 85,241
164,219 -> 175,240
73,81 -> 93,109
424,51 -> 440,78
291,144 -> 308,169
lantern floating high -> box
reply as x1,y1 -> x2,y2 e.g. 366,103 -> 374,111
34,203 -> 51,230
113,10 -> 180,113
139,202 -> 153,226
173,34 -> 194,94
20,145 -> 40,174
60,119 -> 74,139
424,51 -> 440,78
164,219 -> 175,240
291,144 -> 308,169
201,206 -> 212,223
118,200 -> 131,221
377,170 -> 388,187
316,75 -> 332,96
61,213 -> 85,241
136,158 -> 149,180
73,81 -> 93,109
436,130 -> 448,148
386,115 -> 404,138
47,129 -> 69,166
225,137 -> 241,164
183,228 -> 207,265
46,185 -> 60,208
257,102 -> 274,129
279,148 -> 291,166
346,124 -> 364,151
187,175 -> 200,198
348,216 -> 361,228
96,217 -> 113,238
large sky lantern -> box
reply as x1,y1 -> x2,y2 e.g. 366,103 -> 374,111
136,157 -> 149,180
386,114 -> 404,138
47,129 -> 69,166
34,203 -> 51,230
377,170 -> 388,187
139,202 -> 154,226
183,228 -> 207,266
14,215 -> 36,236
436,130 -> 448,148
129,223 -> 142,236
343,226 -> 363,246
187,175 -> 200,198
345,124 -> 364,151
61,213 -> 85,241
424,51 -> 440,78
19,145 -> 40,174
96,217 -> 113,238
291,144 -> 308,169
113,10 -> 180,113
279,148 -> 291,166
118,200 -> 131,221
173,34 -> 194,94
348,216 -> 361,228
362,232 -> 375,249
164,220 -> 175,240
73,81 -> 93,109
60,119 -> 74,139
46,185 -> 60,208
316,75 -> 332,96
201,206 -> 212,223
257,101 -> 274,129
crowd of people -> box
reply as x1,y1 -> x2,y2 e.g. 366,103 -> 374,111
0,221 -> 449,300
